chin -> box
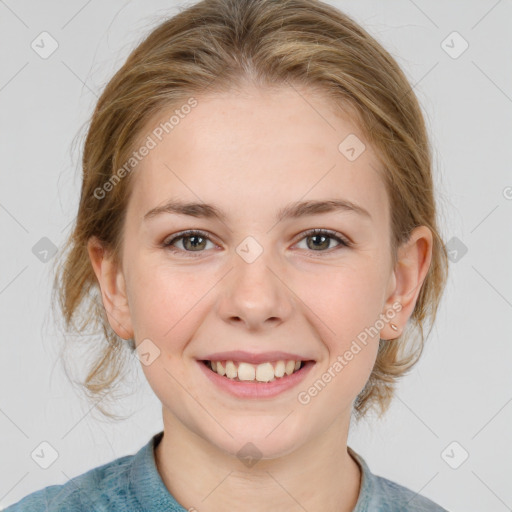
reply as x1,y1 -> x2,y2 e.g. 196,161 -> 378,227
203,417 -> 311,463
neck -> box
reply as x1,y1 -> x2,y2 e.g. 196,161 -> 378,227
154,409 -> 362,512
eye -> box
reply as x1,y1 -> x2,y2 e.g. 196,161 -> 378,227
294,228 -> 351,254
162,228 -> 351,257
162,230 -> 216,256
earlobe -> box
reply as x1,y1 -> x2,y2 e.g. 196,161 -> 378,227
381,226 -> 433,340
86,236 -> 134,340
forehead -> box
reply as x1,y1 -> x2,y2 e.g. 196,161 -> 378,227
127,84 -> 388,227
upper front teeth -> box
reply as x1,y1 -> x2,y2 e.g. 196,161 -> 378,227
209,360 -> 302,382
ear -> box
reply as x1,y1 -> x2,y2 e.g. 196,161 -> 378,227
87,236 -> 134,340
380,225 -> 433,340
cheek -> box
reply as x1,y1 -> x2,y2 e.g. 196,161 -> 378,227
298,262 -> 387,341
292,264 -> 383,389
126,261 -> 212,343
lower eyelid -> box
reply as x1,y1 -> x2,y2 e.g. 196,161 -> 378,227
294,236 -> 348,252
163,230 -> 350,255
163,233 -> 215,251
297,229 -> 350,246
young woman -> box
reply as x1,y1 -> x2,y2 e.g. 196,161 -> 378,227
5,0 -> 449,510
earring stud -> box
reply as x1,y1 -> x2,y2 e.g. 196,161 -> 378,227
390,323 -> 398,331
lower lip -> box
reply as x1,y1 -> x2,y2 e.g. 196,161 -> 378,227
197,360 -> 315,399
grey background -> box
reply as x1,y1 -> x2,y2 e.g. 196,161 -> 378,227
1,1 -> 511,511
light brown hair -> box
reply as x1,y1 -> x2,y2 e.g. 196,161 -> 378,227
52,0 -> 449,422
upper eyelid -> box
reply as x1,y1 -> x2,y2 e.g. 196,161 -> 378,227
164,229 -> 217,245
163,228 -> 349,249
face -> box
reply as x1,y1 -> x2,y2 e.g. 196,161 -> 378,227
89,83 -> 431,460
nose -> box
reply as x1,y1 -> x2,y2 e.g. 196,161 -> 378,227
216,251 -> 293,331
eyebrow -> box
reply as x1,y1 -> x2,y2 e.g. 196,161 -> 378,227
143,198 -> 372,223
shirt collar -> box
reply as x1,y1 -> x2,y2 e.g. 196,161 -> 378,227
348,445 -> 373,511
130,430 -> 187,511
130,431 -> 374,511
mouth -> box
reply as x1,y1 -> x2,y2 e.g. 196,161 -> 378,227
200,358 -> 313,383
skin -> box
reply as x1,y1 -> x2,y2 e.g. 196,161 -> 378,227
88,83 -> 433,512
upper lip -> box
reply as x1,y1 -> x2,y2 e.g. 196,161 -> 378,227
199,351 -> 315,365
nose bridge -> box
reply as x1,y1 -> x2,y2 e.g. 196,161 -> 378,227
218,238 -> 292,329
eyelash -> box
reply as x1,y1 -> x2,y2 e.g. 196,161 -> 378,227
162,228 -> 352,257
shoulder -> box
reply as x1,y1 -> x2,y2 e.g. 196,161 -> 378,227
348,447 -> 449,512
2,452 -> 136,512
368,473 -> 449,511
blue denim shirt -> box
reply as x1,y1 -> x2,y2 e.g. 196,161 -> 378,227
3,431 -> 448,511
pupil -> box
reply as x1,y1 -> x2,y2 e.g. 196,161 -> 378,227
186,235 -> 204,250
309,235 -> 328,250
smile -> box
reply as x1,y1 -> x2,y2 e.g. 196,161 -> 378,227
203,359 -> 305,382
197,358 -> 316,399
